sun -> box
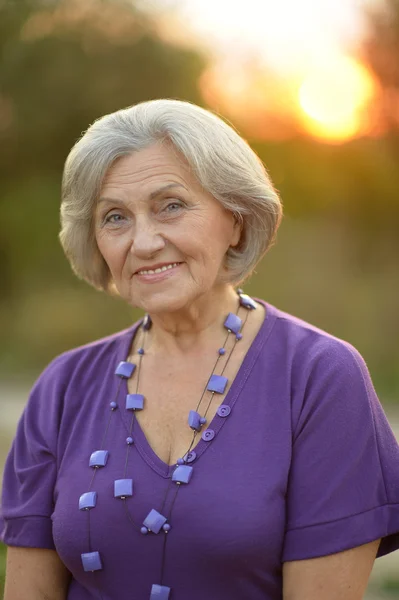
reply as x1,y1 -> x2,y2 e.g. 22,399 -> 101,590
298,56 -> 376,142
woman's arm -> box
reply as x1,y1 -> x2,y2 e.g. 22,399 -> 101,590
4,546 -> 71,600
282,538 -> 380,600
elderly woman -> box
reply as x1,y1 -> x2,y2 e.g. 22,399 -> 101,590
1,100 -> 399,600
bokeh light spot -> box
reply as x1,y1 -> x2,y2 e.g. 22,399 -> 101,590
298,56 -> 376,141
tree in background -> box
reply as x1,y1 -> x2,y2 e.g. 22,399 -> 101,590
363,0 -> 399,137
0,0 -> 206,179
0,0 -> 207,362
0,0 -> 206,299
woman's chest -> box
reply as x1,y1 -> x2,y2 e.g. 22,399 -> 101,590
53,390 -> 291,599
127,350 -> 249,466
52,355 -> 293,598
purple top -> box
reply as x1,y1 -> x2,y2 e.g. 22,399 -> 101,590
2,300 -> 399,599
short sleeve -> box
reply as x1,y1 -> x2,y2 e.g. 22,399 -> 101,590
282,340 -> 399,562
0,357 -> 67,549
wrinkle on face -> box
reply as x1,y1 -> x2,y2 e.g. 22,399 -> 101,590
99,143 -> 193,203
94,142 -> 241,330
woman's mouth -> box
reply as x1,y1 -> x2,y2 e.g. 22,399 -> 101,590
134,262 -> 183,282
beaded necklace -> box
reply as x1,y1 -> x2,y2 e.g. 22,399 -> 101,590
78,290 -> 257,599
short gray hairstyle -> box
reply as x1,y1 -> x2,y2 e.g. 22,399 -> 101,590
60,99 -> 282,292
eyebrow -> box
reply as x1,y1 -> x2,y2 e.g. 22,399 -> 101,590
149,183 -> 187,199
97,183 -> 187,205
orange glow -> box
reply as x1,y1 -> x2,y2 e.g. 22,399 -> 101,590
200,54 -> 378,143
298,56 -> 376,142
146,2 -> 380,143
200,62 -> 300,140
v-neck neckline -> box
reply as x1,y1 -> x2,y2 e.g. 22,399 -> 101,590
115,299 -> 277,478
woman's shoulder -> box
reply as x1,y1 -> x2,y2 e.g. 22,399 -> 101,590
32,319 -> 141,394
259,300 -> 368,376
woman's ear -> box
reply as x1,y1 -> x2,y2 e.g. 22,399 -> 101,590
230,213 -> 242,248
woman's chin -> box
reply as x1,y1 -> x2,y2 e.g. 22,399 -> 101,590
128,288 -> 194,316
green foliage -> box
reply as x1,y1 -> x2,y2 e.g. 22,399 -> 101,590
252,137 -> 399,229
0,0 -> 206,178
381,576 -> 399,594
0,0 -> 206,371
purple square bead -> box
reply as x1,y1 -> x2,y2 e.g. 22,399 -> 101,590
143,509 -> 167,534
150,584 -> 171,599
239,293 -> 257,310
207,374 -> 228,394
224,312 -> 242,334
114,479 -> 133,498
126,393 -> 145,411
115,361 -> 136,378
79,491 -> 97,510
89,450 -> 109,468
188,410 -> 202,431
172,465 -> 193,484
81,551 -> 102,572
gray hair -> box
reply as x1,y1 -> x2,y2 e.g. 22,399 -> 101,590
60,99 -> 282,292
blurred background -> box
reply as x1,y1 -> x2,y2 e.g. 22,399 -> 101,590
0,0 -> 398,596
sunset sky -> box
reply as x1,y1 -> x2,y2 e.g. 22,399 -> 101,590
144,0 -> 384,142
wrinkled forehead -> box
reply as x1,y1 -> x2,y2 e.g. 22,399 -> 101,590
99,143 -> 201,200
104,142 -> 190,180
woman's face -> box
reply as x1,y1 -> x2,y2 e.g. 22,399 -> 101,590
94,142 -> 241,314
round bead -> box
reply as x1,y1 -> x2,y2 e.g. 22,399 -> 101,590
218,348 -> 226,355
110,401 -> 117,410
140,526 -> 148,535
217,404 -> 231,418
236,333 -> 243,340
138,347 -> 145,355
176,458 -> 184,465
199,417 -> 207,425
162,523 -> 171,532
201,428 -> 215,442
184,450 -> 197,463
126,437 -> 134,445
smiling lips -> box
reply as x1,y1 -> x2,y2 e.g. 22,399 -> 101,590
135,262 -> 181,276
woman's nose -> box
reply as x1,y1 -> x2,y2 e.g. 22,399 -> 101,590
130,220 -> 166,258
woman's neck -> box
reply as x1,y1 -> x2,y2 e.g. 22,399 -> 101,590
144,285 -> 241,356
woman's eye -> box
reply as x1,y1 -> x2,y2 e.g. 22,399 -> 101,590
104,213 -> 124,224
164,201 -> 183,212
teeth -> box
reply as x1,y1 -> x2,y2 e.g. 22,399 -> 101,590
138,263 -> 179,275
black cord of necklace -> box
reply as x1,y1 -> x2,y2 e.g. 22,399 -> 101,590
221,310 -> 249,380
202,308 -> 249,421
194,327 -> 230,414
135,347 -> 144,392
87,509 -> 92,549
159,522 -> 169,585
100,378 -> 123,450
122,497 -> 140,532
160,482 -> 181,585
87,376 -> 123,507
124,333 -> 145,476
